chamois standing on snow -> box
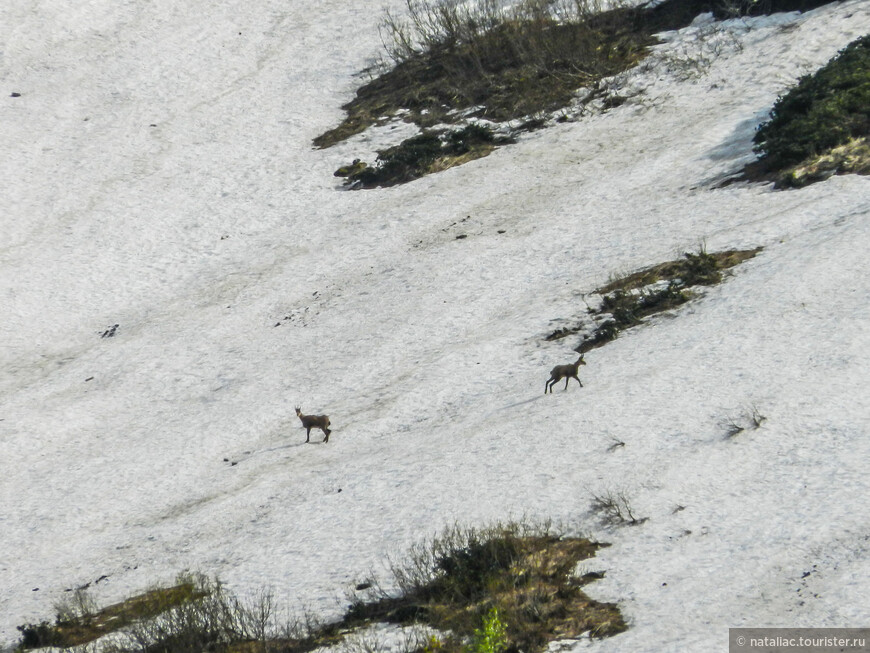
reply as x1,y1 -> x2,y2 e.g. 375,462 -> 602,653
295,406 -> 331,443
545,355 -> 586,394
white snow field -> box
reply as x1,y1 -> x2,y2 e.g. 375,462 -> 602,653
2,0 -> 870,650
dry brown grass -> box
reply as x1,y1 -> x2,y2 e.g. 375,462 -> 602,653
596,247 -> 762,294
17,582 -> 202,649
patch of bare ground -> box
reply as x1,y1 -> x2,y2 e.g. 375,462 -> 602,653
318,0 -> 843,189
343,522 -> 625,652
16,582 -> 203,649
546,247 -> 762,352
16,524 -> 623,652
318,0 -> 841,151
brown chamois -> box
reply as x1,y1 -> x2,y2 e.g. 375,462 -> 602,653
545,355 -> 586,394
295,406 -> 331,443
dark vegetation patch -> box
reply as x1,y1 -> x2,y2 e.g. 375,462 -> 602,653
743,34 -> 870,187
545,247 -> 761,351
18,576 -> 345,653
343,522 -> 625,651
315,0 -> 656,150
595,247 -> 761,293
16,524 -> 622,653
17,581 -> 202,649
315,0 -> 841,161
634,0 -> 837,32
335,124 -> 514,188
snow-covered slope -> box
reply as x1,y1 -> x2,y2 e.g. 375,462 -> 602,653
2,1 -> 869,650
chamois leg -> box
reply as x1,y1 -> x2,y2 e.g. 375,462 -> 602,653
572,374 -> 583,388
305,428 -> 311,443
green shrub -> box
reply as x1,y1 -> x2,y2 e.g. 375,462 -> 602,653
445,123 -> 497,155
430,531 -> 523,602
340,124 -> 509,188
598,283 -> 688,331
356,132 -> 444,187
680,249 -> 721,286
468,607 -> 508,653
579,319 -> 619,351
754,35 -> 870,169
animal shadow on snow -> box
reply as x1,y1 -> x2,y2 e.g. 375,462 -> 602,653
223,439 -> 313,467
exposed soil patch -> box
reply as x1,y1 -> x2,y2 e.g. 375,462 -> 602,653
16,525 -> 622,653
315,2 -> 655,151
546,248 -> 762,352
17,582 -> 202,649
316,0 -> 842,184
343,524 -> 625,652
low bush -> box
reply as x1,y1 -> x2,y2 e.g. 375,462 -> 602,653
468,607 -> 508,653
353,132 -> 444,188
753,35 -> 870,171
16,621 -> 56,649
599,283 -> 690,330
337,124 -> 511,188
679,249 -> 722,286
722,405 -> 767,439
589,490 -> 647,527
